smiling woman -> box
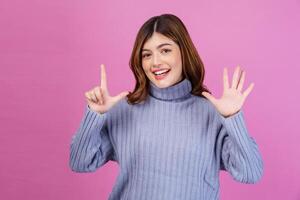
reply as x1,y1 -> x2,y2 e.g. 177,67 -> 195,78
69,13 -> 264,200
141,33 -> 183,87
127,14 -> 210,105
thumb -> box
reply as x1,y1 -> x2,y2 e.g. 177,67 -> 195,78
113,91 -> 130,103
202,91 -> 217,104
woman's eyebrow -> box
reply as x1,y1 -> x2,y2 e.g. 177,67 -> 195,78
142,43 -> 172,52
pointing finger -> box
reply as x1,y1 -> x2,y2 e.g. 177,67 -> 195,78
100,64 -> 108,91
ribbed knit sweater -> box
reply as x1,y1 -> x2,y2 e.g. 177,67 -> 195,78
69,78 -> 264,200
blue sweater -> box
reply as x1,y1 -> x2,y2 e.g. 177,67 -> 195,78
69,78 -> 263,200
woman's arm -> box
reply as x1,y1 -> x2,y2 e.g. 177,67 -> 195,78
69,105 -> 116,173
202,66 -> 263,183
216,109 -> 264,184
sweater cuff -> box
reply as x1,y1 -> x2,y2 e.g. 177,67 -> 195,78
218,109 -> 250,140
71,105 -> 108,145
85,105 -> 108,131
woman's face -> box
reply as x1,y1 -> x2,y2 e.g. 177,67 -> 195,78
141,32 -> 183,88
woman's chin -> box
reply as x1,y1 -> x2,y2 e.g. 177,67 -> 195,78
151,79 -> 175,88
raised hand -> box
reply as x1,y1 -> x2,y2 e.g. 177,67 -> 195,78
202,65 -> 254,118
84,64 -> 130,114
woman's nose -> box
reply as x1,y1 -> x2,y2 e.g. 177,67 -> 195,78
152,53 -> 162,66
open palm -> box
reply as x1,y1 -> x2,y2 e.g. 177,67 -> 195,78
202,65 -> 254,118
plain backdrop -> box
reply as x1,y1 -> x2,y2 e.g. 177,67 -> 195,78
1,0 -> 300,199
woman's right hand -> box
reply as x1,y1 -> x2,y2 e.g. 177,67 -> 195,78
84,64 -> 129,114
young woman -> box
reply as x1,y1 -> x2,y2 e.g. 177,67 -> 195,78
69,14 -> 263,200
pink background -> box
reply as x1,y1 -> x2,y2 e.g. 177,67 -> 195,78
1,0 -> 299,199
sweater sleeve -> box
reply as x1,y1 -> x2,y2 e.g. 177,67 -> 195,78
69,105 -> 116,173
216,109 -> 264,184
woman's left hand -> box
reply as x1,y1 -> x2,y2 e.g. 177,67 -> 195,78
202,65 -> 254,118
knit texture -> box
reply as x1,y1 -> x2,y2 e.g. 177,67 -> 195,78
69,78 -> 264,200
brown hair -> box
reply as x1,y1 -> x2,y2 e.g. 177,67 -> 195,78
126,13 -> 211,105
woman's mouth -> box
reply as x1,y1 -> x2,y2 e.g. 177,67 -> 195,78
153,69 -> 171,80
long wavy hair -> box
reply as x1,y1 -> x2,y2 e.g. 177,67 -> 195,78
126,13 -> 211,105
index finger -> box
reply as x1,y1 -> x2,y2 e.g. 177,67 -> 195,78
100,64 -> 107,90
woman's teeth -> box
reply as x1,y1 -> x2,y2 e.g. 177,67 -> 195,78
153,69 -> 171,80
153,69 -> 170,75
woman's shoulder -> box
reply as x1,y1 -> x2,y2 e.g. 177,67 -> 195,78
107,97 -> 133,117
109,97 -> 130,113
191,95 -> 220,118
191,95 -> 214,109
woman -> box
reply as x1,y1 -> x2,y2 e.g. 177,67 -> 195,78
69,14 -> 263,200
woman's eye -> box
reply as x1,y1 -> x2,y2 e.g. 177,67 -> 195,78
142,54 -> 151,58
142,49 -> 170,58
162,49 -> 171,53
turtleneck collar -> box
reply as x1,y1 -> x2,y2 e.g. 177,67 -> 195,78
149,78 -> 192,101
